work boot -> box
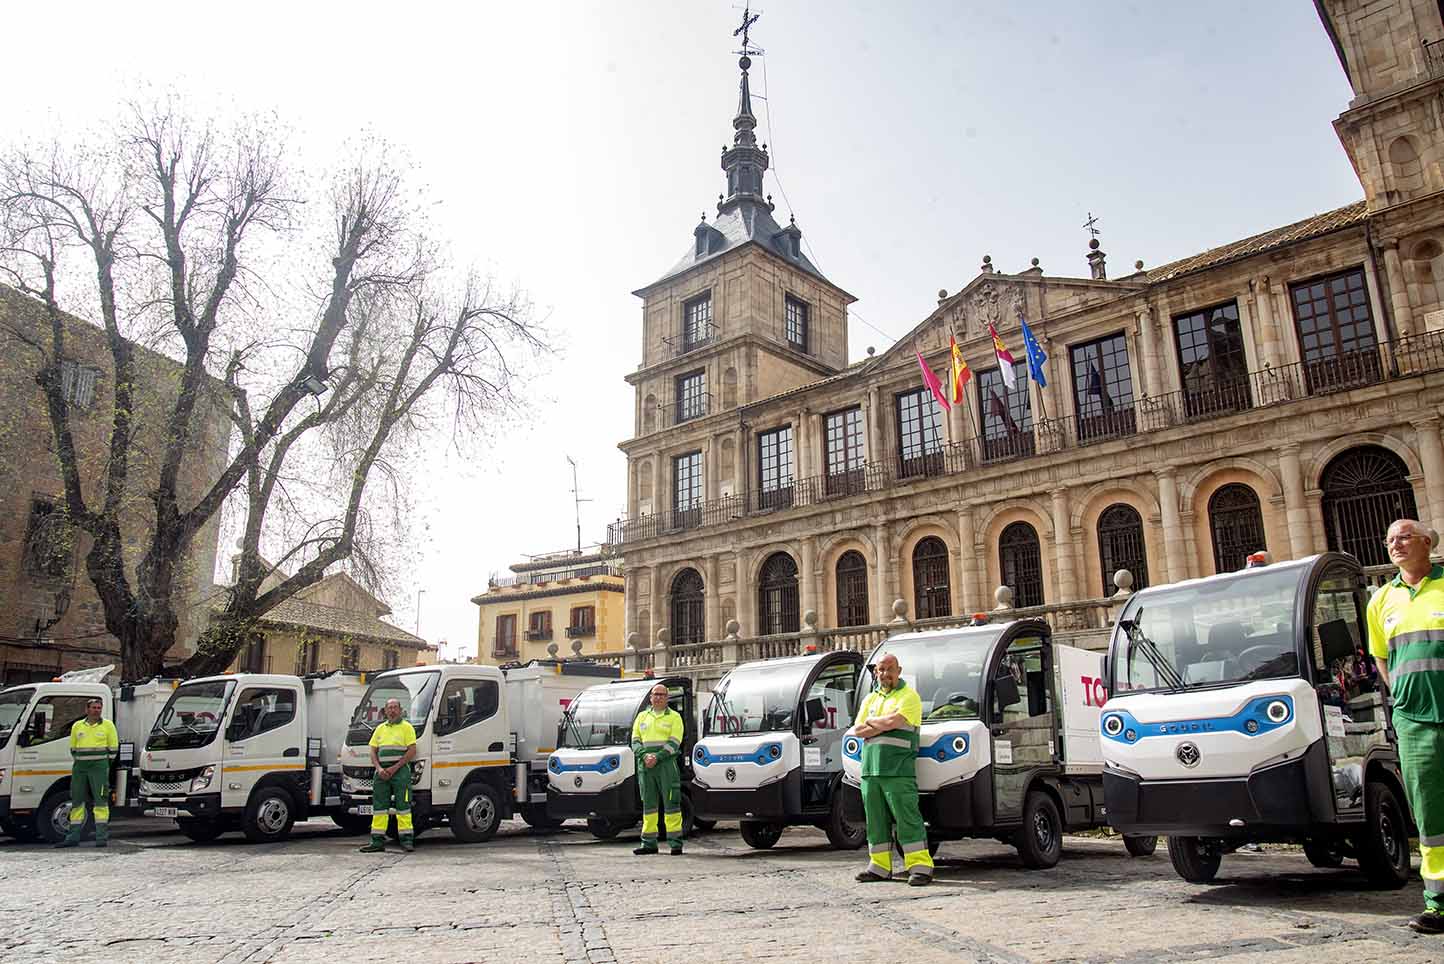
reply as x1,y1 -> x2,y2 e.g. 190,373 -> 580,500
854,869 -> 889,882
400,837 -> 414,853
669,843 -> 684,856
633,844 -> 658,855
54,839 -> 79,849
907,873 -> 932,887
95,839 -> 108,849
1410,910 -> 1444,934
358,837 -> 386,854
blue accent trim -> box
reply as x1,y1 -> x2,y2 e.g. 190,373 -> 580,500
843,733 -> 967,762
1100,695 -> 1294,745
548,754 -> 622,774
843,736 -> 861,762
693,742 -> 784,768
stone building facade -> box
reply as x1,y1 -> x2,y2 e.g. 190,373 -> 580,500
611,0 -> 1444,645
0,286 -> 229,685
470,549 -> 625,667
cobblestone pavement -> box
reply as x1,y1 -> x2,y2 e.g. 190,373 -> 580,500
1,818 -> 1438,963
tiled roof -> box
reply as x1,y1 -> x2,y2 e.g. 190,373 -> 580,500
210,594 -> 426,648
1147,200 -> 1368,283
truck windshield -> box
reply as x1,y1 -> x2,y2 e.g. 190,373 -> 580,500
347,671 -> 440,745
869,631 -> 995,721
559,684 -> 649,748
703,661 -> 816,735
1113,565 -> 1303,693
147,680 -> 235,750
0,688 -> 35,747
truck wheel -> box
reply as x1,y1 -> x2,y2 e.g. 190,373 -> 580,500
1354,781 -> 1411,887
740,820 -> 784,850
331,812 -> 373,835
1302,837 -> 1345,868
1123,834 -> 1159,857
521,805 -> 565,831
824,792 -> 866,850
451,782 -> 502,843
1014,791 -> 1063,869
242,787 -> 297,844
37,791 -> 81,844
1167,835 -> 1222,883
177,818 -> 226,843
587,817 -> 622,840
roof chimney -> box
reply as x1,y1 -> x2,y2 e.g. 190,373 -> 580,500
1087,239 -> 1107,280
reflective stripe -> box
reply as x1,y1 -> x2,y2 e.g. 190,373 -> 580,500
1389,629 -> 1444,653
906,864 -> 934,878
866,736 -> 913,750
862,862 -> 889,877
640,741 -> 668,748
1427,878 -> 1444,894
1393,658 -> 1444,677
1423,834 -> 1444,848
899,839 -> 929,854
868,842 -> 891,855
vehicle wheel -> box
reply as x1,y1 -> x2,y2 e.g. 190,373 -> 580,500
1302,837 -> 1345,868
740,820 -> 784,850
1167,835 -> 1222,883
331,812 -> 373,835
692,817 -> 717,833
824,791 -> 866,850
1014,791 -> 1063,869
587,817 -> 622,840
1354,781 -> 1411,887
242,786 -> 297,844
1123,834 -> 1159,857
177,818 -> 226,843
2,815 -> 38,842
37,791 -> 81,844
521,805 -> 565,831
451,782 -> 503,843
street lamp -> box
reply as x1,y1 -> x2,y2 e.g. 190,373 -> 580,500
298,368 -> 330,397
415,588 -> 426,637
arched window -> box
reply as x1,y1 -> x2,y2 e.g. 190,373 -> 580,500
998,522 -> 1044,609
670,568 -> 705,646
1209,484 -> 1266,574
1098,503 -> 1149,594
758,553 -> 800,635
835,550 -> 870,627
912,536 -> 952,619
1321,446 -> 1418,566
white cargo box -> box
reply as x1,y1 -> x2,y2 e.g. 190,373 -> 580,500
305,671 -> 371,768
115,679 -> 180,751
1052,643 -> 1107,773
503,661 -> 619,764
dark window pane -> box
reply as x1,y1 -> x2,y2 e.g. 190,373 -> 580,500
1070,333 -> 1137,443
757,425 -> 794,510
1289,268 -> 1380,394
895,388 -> 943,479
824,406 -> 865,495
1172,301 -> 1252,418
673,451 -> 703,529
835,550 -> 870,627
683,294 -> 713,351
999,522 -> 1044,608
758,553 -> 799,635
1320,445 -> 1418,566
977,362 -> 1033,462
912,536 -> 951,619
1097,503 -> 1149,594
670,568 -> 705,646
675,370 -> 707,423
1208,484 -> 1267,573
785,296 -> 809,353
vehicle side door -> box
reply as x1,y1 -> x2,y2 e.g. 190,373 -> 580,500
1305,563 -> 1374,819
988,635 -> 1054,823
802,660 -> 859,776
223,686 -> 301,805
432,677 -> 505,793
13,693 -> 90,810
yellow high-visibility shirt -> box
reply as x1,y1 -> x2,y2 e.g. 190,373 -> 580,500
70,718 -> 119,762
369,719 -> 418,765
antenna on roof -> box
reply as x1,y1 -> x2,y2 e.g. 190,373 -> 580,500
567,456 -> 592,555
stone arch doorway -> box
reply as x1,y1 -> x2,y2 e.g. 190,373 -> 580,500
998,521 -> 1044,608
912,536 -> 952,618
1321,445 -> 1418,566
758,552 -> 800,635
670,568 -> 705,645
1208,483 -> 1266,574
1097,503 -> 1149,593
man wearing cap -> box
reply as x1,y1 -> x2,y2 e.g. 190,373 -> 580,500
56,697 -> 118,849
631,682 -> 686,855
852,653 -> 933,885
1369,518 -> 1444,933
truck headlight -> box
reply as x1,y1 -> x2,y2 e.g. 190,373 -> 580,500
411,761 -> 426,786
1265,700 -> 1290,724
1103,715 -> 1124,737
190,766 -> 215,793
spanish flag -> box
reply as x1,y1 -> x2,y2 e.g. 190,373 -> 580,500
950,336 -> 971,404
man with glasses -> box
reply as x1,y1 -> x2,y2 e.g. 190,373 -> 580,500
852,654 -> 934,885
631,683 -> 686,855
1368,519 -> 1444,933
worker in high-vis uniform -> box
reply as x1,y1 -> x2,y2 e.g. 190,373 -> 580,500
1369,518 -> 1444,934
359,698 -> 417,854
852,653 -> 933,885
55,697 -> 118,849
631,682 -> 686,855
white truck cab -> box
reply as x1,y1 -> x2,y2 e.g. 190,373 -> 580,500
1101,552 -> 1413,886
692,652 -> 865,850
340,660 -> 617,842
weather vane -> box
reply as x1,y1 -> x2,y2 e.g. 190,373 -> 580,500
1083,211 -> 1101,241
734,3 -> 763,57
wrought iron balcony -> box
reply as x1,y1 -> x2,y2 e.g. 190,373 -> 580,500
525,629 -> 553,642
565,624 -> 596,639
661,322 -> 719,356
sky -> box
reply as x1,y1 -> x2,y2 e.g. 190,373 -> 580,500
0,2 -> 1363,659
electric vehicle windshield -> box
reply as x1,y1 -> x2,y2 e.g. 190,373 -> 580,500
703,660 -> 820,735
347,670 -> 440,744
147,680 -> 235,750
869,631 -> 995,721
0,687 -> 34,747
558,683 -> 658,748
1113,564 -> 1303,694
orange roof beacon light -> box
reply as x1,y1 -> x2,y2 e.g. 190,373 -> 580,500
643,669 -> 655,679
969,612 -> 989,626
804,643 -> 818,654
1245,551 -> 1273,569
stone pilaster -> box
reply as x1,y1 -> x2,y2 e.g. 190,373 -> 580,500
1414,417 -> 1444,526
1383,242 -> 1415,337
873,522 -> 891,623
1050,489 -> 1078,603
1278,443 -> 1314,558
957,507 -> 979,612
1155,468 -> 1188,583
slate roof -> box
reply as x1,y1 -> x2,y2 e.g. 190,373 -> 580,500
254,597 -> 428,648
1147,200 -> 1368,283
636,200 -> 842,295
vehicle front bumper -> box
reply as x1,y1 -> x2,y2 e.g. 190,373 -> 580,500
547,776 -> 638,822
691,768 -> 801,821
139,792 -> 222,819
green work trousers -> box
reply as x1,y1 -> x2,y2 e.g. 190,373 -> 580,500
638,756 -> 683,852
67,760 -> 111,844
1395,715 -> 1444,911
861,776 -> 933,878
370,767 -> 413,846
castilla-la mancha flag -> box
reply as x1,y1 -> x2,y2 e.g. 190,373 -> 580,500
915,350 -> 950,412
987,323 -> 1017,390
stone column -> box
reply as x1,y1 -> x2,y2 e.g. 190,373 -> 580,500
873,522 -> 892,624
1050,489 -> 1078,603
651,453 -> 663,516
705,555 -> 720,642
799,536 -> 817,625
1135,306 -> 1157,398
1278,443 -> 1314,558
1383,242 -> 1416,337
957,506 -> 980,613
948,394 -> 966,446
795,410 -> 810,481
1415,417 -> 1444,526
867,386 -> 884,464
735,548 -> 752,637
706,435 -> 719,502
647,566 -> 661,645
1250,275 -> 1281,370
1155,468 -> 1188,583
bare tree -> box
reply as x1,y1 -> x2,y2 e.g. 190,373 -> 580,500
0,104 -> 542,678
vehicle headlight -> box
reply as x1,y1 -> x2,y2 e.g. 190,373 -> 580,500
549,756 -> 562,773
951,736 -> 967,754
411,761 -> 426,786
190,766 -> 215,793
1103,715 -> 1125,737
1265,700 -> 1290,724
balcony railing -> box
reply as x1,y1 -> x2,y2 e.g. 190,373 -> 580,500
659,392 -> 714,428
608,330 -> 1444,548
565,624 -> 596,638
525,629 -> 553,641
488,563 -> 622,589
662,322 -> 719,356
492,642 -> 518,659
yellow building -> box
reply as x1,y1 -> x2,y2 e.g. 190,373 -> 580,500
471,550 -> 624,666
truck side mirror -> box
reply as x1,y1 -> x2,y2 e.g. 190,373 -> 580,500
1318,619 -> 1356,665
993,673 -> 1021,712
1101,653 -> 1112,691
804,697 -> 827,727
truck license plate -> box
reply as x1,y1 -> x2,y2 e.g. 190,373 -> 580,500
155,807 -> 178,818
357,805 -> 373,816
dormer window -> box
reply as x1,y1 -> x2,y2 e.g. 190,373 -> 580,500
785,295 -> 809,353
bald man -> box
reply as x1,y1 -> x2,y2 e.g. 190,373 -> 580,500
1368,518 -> 1444,933
852,654 -> 933,885
360,698 -> 417,853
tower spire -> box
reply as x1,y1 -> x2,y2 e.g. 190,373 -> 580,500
720,7 -> 771,213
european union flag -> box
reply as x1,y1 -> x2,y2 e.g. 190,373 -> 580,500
1019,318 -> 1048,388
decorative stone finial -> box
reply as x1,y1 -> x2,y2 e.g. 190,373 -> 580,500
867,346 -> 875,356
1135,259 -> 1145,270
1031,257 -> 1040,267
1089,238 -> 1100,251
546,642 -> 559,657
571,638 -> 583,656
994,585 -> 1015,610
725,619 -> 740,639
656,626 -> 671,646
892,599 -> 908,618
803,609 -> 818,630
1112,569 -> 1135,598
626,632 -> 640,651
938,288 -> 949,300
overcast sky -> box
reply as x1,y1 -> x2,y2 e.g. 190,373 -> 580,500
2,2 -> 1362,659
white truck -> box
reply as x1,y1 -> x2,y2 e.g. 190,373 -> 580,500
1100,552 -> 1413,886
841,619 -> 1156,868
691,651 -> 866,850
137,670 -> 370,843
339,659 -> 618,842
0,668 -> 176,843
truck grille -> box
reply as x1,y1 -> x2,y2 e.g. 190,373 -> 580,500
140,766 -> 204,796
341,765 -> 373,794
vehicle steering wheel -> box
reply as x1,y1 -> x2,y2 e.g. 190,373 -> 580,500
1236,645 -> 1282,672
